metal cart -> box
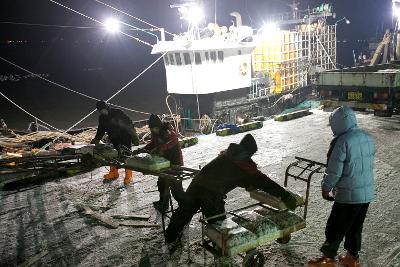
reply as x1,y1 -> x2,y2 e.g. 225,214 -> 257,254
199,156 -> 326,267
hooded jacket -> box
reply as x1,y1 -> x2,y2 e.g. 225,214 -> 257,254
94,107 -> 139,147
189,134 -> 295,209
322,107 -> 375,204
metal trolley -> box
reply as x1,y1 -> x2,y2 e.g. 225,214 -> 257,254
199,156 -> 326,267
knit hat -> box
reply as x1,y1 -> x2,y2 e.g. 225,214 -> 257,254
96,100 -> 108,111
239,134 -> 258,156
149,114 -> 163,128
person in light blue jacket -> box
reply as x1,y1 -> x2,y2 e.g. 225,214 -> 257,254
308,106 -> 375,267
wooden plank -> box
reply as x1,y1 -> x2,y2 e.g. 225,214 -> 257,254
119,222 -> 160,228
111,214 -> 150,220
81,205 -> 119,229
143,189 -> 158,193
18,249 -> 48,267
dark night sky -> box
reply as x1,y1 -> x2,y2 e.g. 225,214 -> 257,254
0,0 -> 394,129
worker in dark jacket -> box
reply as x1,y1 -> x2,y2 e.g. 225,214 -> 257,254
91,100 -> 139,185
165,133 -> 298,243
142,114 -> 185,212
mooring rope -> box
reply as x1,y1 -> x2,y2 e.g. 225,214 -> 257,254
0,56 -> 151,115
0,92 -> 62,132
48,0 -> 153,47
37,52 -> 167,152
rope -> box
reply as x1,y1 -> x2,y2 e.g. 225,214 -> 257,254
0,56 -> 98,101
92,0 -> 175,37
48,0 -> 153,47
255,87 -> 302,111
165,95 -> 184,137
164,94 -> 220,134
210,118 -> 221,134
37,52 -> 167,152
0,21 -> 161,32
104,53 -> 166,102
0,56 -> 151,115
0,92 -> 62,132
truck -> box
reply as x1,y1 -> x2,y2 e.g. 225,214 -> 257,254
316,62 -> 400,117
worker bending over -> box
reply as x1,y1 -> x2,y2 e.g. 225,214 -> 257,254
91,101 -> 139,185
165,133 -> 298,243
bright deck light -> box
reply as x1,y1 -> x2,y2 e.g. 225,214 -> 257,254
395,8 -> 400,18
261,23 -> 279,34
187,6 -> 204,25
104,18 -> 120,33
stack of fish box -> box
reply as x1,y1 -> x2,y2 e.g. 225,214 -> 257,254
125,153 -> 170,172
274,109 -> 312,122
216,128 -> 234,137
216,121 -> 263,137
204,208 -> 305,256
203,188 -> 305,255
179,136 -> 199,148
237,121 -> 263,133
248,188 -> 305,211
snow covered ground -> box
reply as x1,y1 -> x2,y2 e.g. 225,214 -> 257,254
1,109 -> 399,266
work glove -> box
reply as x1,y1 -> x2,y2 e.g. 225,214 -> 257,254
90,138 -> 99,145
322,190 -> 334,201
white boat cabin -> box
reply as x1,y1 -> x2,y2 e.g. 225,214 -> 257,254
151,38 -> 255,95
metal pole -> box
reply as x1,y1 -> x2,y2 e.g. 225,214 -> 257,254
214,0 -> 217,24
160,28 -> 165,41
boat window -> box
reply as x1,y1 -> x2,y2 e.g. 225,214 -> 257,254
183,53 -> 191,64
205,52 -> 209,61
164,55 -> 170,65
175,53 -> 182,65
168,54 -> 175,65
210,51 -> 217,62
218,51 -> 224,61
238,50 -> 242,55
195,52 -> 201,65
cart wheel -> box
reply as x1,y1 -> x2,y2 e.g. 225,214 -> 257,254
276,234 -> 291,244
243,250 -> 265,267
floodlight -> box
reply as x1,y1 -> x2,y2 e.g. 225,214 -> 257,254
261,23 -> 279,34
395,8 -> 400,18
104,18 -> 120,33
187,6 -> 204,25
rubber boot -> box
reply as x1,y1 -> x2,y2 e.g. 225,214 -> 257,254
124,169 -> 133,185
103,166 -> 119,181
338,252 -> 360,267
308,256 -> 336,267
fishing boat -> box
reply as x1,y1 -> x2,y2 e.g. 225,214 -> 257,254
151,1 -> 337,125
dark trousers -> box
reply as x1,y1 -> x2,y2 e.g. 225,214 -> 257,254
165,186 -> 226,243
321,202 -> 369,258
157,178 -> 185,205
